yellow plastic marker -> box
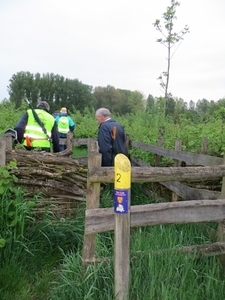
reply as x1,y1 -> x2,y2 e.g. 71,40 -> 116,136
114,154 -> 131,189
114,154 -> 131,214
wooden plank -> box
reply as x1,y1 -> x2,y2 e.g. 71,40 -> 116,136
131,157 -> 220,200
135,242 -> 225,258
73,138 -> 89,146
172,140 -> 181,201
88,165 -> 225,184
82,140 -> 101,263
163,181 -> 220,200
131,141 -> 223,166
85,199 -> 225,234
79,242 -> 225,264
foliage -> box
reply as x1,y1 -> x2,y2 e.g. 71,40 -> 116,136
1,101 -> 225,298
8,71 -> 97,113
0,160 -> 18,194
0,199 -> 85,300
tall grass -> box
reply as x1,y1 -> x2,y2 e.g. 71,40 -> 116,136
49,223 -> 225,300
48,186 -> 225,300
0,184 -> 224,299
0,186 -> 85,300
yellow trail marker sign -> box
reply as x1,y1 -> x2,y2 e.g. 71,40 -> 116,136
114,154 -> 131,214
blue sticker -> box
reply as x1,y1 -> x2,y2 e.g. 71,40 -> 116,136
114,189 -> 128,214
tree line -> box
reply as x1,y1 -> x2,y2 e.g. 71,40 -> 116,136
7,71 -> 145,115
5,71 -> 225,123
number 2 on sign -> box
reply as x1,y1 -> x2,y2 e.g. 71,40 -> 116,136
116,173 -> 121,183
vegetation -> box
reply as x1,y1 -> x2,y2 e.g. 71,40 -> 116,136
0,178 -> 224,299
1,93 -> 225,298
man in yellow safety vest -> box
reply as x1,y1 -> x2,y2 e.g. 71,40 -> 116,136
14,101 -> 60,152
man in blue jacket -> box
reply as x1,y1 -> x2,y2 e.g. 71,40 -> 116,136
55,107 -> 76,151
95,107 -> 127,167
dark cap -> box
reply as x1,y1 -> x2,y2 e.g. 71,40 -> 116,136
37,101 -> 50,111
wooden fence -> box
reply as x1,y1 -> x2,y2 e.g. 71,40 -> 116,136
81,138 -> 225,300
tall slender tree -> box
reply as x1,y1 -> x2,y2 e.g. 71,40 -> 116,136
153,0 -> 189,115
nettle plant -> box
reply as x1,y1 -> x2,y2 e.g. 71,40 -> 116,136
0,160 -> 18,193
0,161 -> 35,249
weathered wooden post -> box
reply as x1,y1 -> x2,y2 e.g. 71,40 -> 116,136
124,134 -> 130,158
201,137 -> 208,154
114,154 -> 131,300
0,137 -> 6,166
155,138 -> 163,166
172,140 -> 182,202
217,154 -> 225,270
155,126 -> 165,166
66,132 -> 73,151
82,139 -> 101,264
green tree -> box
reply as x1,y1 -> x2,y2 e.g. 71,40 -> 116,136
8,71 -> 34,108
153,0 -> 189,114
127,91 -> 145,114
8,72 -> 96,113
146,94 -> 155,113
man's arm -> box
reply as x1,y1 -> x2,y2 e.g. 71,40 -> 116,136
51,122 -> 60,153
14,112 -> 28,143
68,117 -> 75,132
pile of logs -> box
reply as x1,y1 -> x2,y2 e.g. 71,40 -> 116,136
6,149 -> 88,218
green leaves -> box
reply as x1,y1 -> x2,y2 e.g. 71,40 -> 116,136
0,238 -> 6,248
0,161 -> 18,194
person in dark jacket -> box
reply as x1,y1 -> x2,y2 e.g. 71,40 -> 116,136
95,107 -> 127,167
14,101 -> 60,153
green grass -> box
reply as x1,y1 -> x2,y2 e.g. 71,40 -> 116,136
1,180 -> 225,299
72,145 -> 88,158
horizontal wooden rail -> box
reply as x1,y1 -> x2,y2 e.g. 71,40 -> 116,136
131,141 -> 223,166
73,138 -> 89,146
88,165 -> 225,183
85,199 -> 225,235
72,138 -> 222,166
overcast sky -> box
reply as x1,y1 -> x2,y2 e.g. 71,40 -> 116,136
1,0 -> 225,104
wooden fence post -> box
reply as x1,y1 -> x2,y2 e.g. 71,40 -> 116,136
125,134 -> 130,158
217,154 -> 225,270
155,138 -> 163,166
172,140 -> 182,202
114,154 -> 131,300
82,139 -> 101,263
66,132 -> 73,150
201,137 -> 208,154
0,137 -> 6,166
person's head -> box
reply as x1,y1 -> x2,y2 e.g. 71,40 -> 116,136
60,107 -> 67,114
37,101 -> 50,112
95,108 -> 111,124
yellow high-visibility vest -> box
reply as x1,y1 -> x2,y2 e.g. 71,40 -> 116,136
23,109 -> 54,148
